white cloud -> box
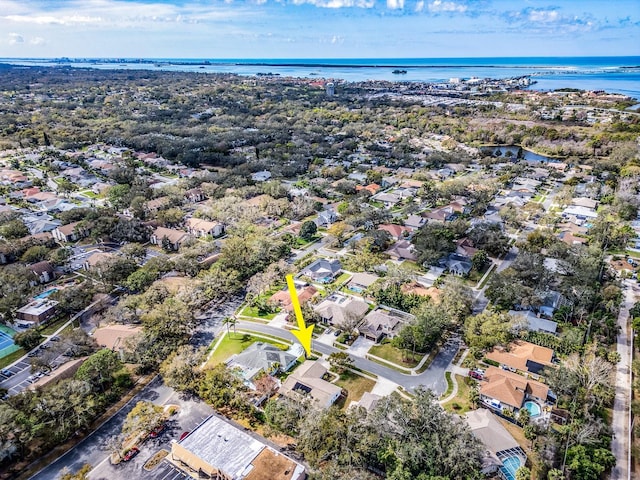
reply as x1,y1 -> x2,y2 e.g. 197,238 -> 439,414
5,15 -> 102,25
428,0 -> 467,13
30,36 -> 45,45
291,0 -> 375,8
415,0 -> 424,12
387,0 -> 404,9
8,32 -> 23,44
528,9 -> 559,23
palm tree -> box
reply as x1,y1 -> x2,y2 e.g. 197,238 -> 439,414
223,317 -> 237,337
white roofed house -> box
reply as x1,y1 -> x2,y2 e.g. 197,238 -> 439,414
358,307 -> 413,343
279,360 -> 343,408
226,342 -> 298,388
300,258 -> 342,283
184,217 -> 225,238
314,292 -> 369,328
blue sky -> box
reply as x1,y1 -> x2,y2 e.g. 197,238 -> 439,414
1,0 -> 639,58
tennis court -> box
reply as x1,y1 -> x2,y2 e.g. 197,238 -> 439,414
0,328 -> 19,358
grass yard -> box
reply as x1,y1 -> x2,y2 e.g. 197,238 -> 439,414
334,370 -> 376,408
239,305 -> 279,320
0,348 -> 26,369
442,374 -> 474,414
206,333 -> 289,367
331,272 -> 352,286
368,343 -> 422,368
39,317 -> 70,336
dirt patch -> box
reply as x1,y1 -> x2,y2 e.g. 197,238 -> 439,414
144,449 -> 169,471
158,276 -> 191,293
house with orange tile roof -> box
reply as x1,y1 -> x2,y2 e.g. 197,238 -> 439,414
355,183 -> 381,195
378,223 -> 411,241
269,284 -> 318,312
485,340 -> 554,378
400,282 -> 441,301
479,366 -> 550,413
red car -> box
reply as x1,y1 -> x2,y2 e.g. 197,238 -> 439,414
149,424 -> 165,438
179,431 -> 190,441
122,447 -> 140,462
469,371 -> 483,380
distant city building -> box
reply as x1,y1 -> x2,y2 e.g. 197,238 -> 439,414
325,82 -> 335,97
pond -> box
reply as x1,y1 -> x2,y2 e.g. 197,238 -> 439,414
481,145 -> 561,163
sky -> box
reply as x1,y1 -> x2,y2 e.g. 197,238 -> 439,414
0,0 -> 639,58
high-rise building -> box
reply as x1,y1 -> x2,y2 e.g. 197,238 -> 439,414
325,82 -> 335,97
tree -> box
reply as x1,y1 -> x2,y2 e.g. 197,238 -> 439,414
13,328 -> 42,351
472,250 -> 489,271
299,221 -> 318,241
222,317 -> 237,337
122,401 -> 164,437
463,311 -> 513,351
515,466 -> 531,480
159,346 -> 205,395
328,352 -> 354,374
412,223 -> 457,266
264,396 -> 308,436
0,219 -> 29,239
327,221 -> 349,247
59,464 -> 91,480
20,245 -> 49,263
75,349 -> 123,392
517,407 -> 530,426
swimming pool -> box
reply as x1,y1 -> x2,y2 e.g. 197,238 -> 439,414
34,288 -> 58,300
499,455 -> 522,480
524,400 -> 541,417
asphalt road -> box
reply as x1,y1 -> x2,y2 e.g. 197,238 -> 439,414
30,376 -> 214,480
235,320 -> 459,395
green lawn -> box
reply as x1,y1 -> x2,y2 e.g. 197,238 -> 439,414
331,272 -> 351,286
296,235 -> 320,247
79,190 -> 98,198
239,305 -> 279,320
368,343 -> 423,368
0,348 -> 26,369
440,372 -> 454,399
39,317 -> 71,336
442,374 -> 474,414
206,333 -> 289,367
334,370 -> 376,408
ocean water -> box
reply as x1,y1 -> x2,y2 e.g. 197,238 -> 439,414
2,56 -> 639,99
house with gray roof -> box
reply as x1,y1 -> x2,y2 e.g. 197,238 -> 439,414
314,293 -> 369,328
301,258 -> 342,283
227,342 -> 298,388
440,253 -> 473,276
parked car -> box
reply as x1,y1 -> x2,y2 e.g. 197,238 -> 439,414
39,343 -> 49,349
333,329 -> 342,337
0,369 -> 13,377
26,375 -> 37,383
27,350 -> 39,357
122,447 -> 140,462
325,328 -> 333,334
49,336 -> 60,342
149,423 -> 165,438
179,431 -> 190,441
469,371 -> 483,380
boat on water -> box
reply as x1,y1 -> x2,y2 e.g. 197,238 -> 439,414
392,69 -> 407,74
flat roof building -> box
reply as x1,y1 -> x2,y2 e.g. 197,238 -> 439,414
170,414 -> 306,480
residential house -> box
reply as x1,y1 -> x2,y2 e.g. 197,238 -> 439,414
146,196 -> 171,213
485,340 -> 554,377
29,261 -> 55,284
423,206 -> 456,223
315,208 -> 338,228
456,238 -> 479,257
300,258 -> 342,283
385,240 -> 418,262
378,224 -> 411,241
27,218 -> 62,235
404,214 -> 426,231
539,290 -> 569,318
150,226 -> 191,251
371,192 -> 401,208
401,282 -> 442,302
347,272 -> 379,294
416,266 -> 446,287
184,217 -> 225,238
269,284 -> 318,312
279,360 -> 343,408
347,172 -> 367,183
561,205 -> 598,224
52,222 -> 88,243
314,293 -> 369,327
557,230 -> 587,246
509,310 -> 558,335
466,409 -> 526,476
83,252 -> 116,273
480,366 -> 550,413
358,307 -> 413,342
184,188 -> 206,203
440,253 -> 473,276
355,183 -> 381,195
227,342 -> 298,387
571,197 -> 598,209
170,415 -> 305,480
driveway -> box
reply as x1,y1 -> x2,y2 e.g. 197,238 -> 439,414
348,337 -> 375,357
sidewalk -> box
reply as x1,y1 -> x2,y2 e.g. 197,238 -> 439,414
439,349 -> 470,404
